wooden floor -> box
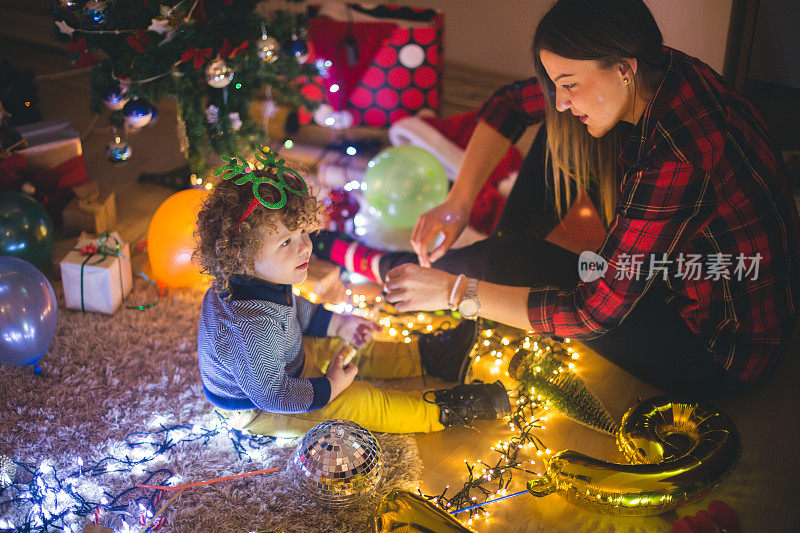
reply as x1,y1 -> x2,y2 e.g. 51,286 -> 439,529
3,2 -> 799,531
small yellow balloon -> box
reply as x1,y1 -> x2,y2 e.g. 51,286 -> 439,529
147,188 -> 209,288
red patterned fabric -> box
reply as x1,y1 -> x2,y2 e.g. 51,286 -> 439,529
304,5 -> 444,128
480,49 -> 800,384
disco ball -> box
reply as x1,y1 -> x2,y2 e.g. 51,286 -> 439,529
292,419 -> 383,509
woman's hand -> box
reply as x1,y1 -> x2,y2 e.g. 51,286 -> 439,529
410,199 -> 471,267
384,264 -> 457,312
329,314 -> 381,348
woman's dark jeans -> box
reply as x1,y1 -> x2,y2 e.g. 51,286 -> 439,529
380,127 -> 742,396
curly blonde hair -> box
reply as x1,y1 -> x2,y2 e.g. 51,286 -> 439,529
194,168 -> 323,294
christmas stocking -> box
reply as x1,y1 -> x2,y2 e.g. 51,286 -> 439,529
312,230 -> 384,284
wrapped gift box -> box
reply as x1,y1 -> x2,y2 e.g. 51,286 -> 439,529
303,3 -> 444,128
15,119 -> 84,173
61,232 -> 133,314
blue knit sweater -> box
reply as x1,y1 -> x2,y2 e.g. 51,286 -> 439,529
197,275 -> 333,413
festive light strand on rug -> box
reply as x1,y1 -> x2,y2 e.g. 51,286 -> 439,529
0,413 -> 275,532
415,330 -> 596,528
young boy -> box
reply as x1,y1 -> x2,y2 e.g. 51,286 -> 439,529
195,152 -> 510,438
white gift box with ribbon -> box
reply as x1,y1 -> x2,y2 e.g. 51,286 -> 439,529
60,232 -> 133,314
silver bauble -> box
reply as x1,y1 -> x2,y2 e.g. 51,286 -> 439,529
292,419 -> 383,509
256,34 -> 280,64
106,136 -> 132,164
205,58 -> 234,89
83,0 -> 108,27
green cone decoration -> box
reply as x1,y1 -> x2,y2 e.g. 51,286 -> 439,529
510,347 -> 619,436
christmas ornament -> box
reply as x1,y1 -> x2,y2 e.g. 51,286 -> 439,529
256,33 -> 280,63
527,397 -> 741,516
148,17 -> 171,34
57,0 -> 79,9
286,32 -> 309,64
371,490 -> 473,533
82,0 -> 109,27
55,20 -> 76,36
363,146 -> 448,229
0,455 -> 16,488
292,419 -> 383,509
0,256 -> 58,367
205,57 -> 234,88
324,188 -> 360,232
228,112 -> 242,131
106,132 -> 132,164
313,103 -> 354,130
122,98 -> 153,128
509,348 -> 618,435
102,88 -> 130,110
205,104 -> 219,124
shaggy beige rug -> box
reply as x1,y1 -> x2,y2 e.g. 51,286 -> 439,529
0,280 -> 422,532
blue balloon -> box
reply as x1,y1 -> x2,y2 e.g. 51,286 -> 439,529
0,256 -> 57,366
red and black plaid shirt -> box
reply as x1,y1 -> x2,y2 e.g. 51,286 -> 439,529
477,48 -> 800,384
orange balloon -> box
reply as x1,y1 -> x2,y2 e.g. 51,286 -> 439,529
147,188 -> 209,288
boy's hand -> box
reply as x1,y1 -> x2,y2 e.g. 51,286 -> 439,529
330,314 -> 381,348
326,352 -> 358,401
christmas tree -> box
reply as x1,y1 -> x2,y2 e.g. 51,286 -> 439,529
510,345 -> 619,436
52,0 -> 317,173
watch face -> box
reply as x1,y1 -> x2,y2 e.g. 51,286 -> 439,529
458,298 -> 480,317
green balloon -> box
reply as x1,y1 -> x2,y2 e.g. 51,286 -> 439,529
0,193 -> 54,268
363,146 -> 449,229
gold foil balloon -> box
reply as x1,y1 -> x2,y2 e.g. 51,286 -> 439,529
292,419 -> 383,509
371,490 -> 475,533
527,397 -> 741,515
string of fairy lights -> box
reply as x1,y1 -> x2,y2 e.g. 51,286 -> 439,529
0,413 -> 275,532
296,281 -> 582,529
1,280 -> 580,531
417,332 -> 582,528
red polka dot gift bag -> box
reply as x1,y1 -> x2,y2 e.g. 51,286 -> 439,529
302,3 -> 444,128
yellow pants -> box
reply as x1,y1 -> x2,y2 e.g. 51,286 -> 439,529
219,337 -> 444,438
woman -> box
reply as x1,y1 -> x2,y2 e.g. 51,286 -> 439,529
383,0 -> 800,395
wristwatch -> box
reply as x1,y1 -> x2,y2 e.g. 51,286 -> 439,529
457,277 -> 481,319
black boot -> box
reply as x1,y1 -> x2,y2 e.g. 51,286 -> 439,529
424,380 -> 512,427
418,319 -> 482,383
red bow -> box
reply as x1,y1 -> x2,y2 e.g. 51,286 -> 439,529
221,38 -> 249,59
65,38 -> 99,68
126,29 -> 151,53
179,47 -> 213,68
78,245 -> 98,256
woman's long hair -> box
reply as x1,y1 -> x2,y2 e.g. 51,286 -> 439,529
532,0 -> 667,225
